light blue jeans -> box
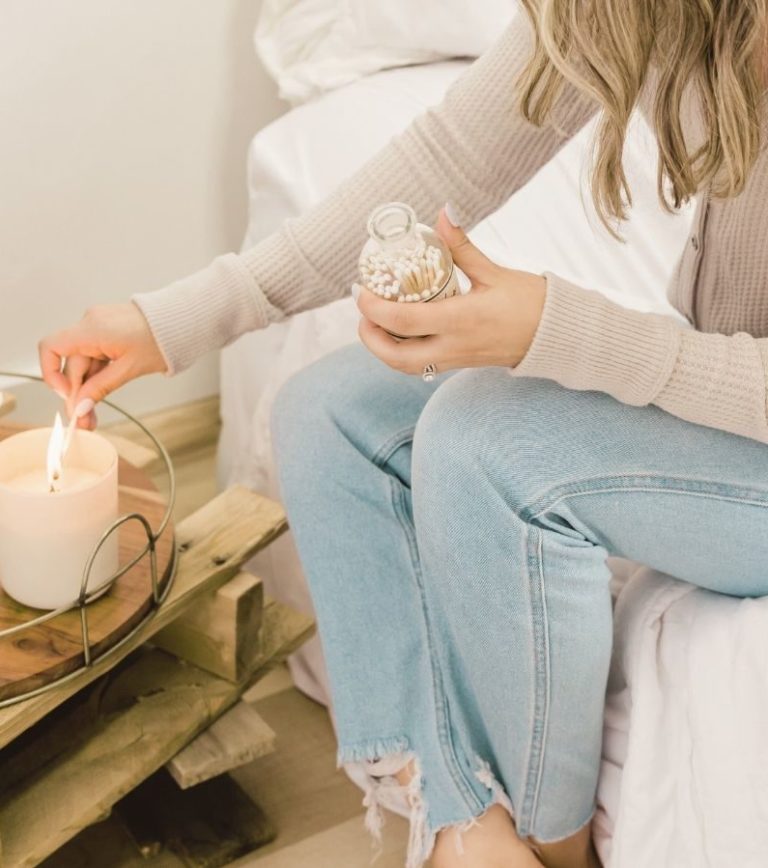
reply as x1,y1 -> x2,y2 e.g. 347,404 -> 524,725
271,343 -> 768,866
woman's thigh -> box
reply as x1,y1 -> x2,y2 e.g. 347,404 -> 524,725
271,342 -> 454,484
414,369 -> 768,598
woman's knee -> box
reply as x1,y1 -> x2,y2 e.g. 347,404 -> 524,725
414,369 -> 552,457
412,369 -> 600,504
271,342 -> 431,477
271,344 -> 373,448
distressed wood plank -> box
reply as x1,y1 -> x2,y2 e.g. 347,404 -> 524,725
0,486 -> 287,750
166,700 -> 276,789
248,598 -> 315,680
154,572 -> 263,681
0,598 -> 313,868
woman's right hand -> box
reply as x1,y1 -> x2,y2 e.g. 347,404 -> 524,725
38,302 -> 167,427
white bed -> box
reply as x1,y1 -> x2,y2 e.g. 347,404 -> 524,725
217,6 -> 768,865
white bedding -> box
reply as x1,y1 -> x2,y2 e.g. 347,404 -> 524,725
212,58 -> 768,867
596,568 -> 768,867
255,0 -> 516,104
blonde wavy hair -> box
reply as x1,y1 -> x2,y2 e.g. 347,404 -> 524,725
517,0 -> 767,231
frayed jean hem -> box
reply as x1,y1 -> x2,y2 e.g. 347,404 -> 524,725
340,745 -> 523,868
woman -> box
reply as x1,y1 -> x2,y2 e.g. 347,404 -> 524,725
39,2 -> 768,866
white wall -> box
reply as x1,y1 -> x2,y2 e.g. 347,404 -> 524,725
0,0 -> 286,414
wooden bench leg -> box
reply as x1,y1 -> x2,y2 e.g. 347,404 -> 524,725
166,700 -> 276,790
153,572 -> 264,682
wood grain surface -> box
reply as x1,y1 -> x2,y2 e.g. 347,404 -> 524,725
166,699 -> 276,789
0,425 -> 175,703
0,485 -> 288,750
0,598 -> 314,867
154,571 -> 264,682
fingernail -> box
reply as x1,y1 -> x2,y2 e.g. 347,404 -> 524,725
55,389 -> 68,401
445,202 -> 461,227
351,283 -> 362,302
74,398 -> 95,418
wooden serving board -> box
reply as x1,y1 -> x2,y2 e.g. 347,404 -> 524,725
0,425 -> 175,703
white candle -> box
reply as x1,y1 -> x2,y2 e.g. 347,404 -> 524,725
5,469 -> 101,493
0,423 -> 119,610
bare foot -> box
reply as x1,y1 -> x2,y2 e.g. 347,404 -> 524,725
392,763 -> 598,868
431,804 -> 544,868
534,822 -> 599,868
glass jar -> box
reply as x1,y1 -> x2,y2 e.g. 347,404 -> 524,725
358,203 -> 460,305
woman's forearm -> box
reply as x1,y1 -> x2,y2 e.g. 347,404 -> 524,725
134,16 -> 597,376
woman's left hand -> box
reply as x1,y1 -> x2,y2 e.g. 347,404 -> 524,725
354,207 -> 546,376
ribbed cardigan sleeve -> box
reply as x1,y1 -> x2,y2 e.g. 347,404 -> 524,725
513,274 -> 768,444
133,16 -> 597,374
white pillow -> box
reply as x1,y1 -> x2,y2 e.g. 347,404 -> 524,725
349,0 -> 516,59
255,0 -> 517,104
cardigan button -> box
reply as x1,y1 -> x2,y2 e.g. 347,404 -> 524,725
691,235 -> 699,250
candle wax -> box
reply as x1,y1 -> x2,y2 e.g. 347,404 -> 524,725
5,468 -> 101,494
0,426 -> 120,609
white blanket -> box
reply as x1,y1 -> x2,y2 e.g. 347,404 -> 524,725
595,569 -> 768,868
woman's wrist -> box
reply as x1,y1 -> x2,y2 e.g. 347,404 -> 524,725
511,273 -> 681,406
133,253 -> 282,376
508,273 -> 546,367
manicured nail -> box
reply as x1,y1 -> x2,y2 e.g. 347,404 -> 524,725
74,398 -> 95,418
351,283 -> 362,302
445,202 -> 461,227
55,389 -> 68,401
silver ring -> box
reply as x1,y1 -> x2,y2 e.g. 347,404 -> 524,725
422,363 -> 438,383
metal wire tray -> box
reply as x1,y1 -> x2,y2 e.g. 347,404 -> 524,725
0,372 -> 177,708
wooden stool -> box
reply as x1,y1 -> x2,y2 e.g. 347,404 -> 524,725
0,485 -> 314,867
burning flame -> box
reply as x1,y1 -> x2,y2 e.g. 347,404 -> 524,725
47,413 -> 65,492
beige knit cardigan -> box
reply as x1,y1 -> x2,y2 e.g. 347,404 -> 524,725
134,18 -> 768,444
